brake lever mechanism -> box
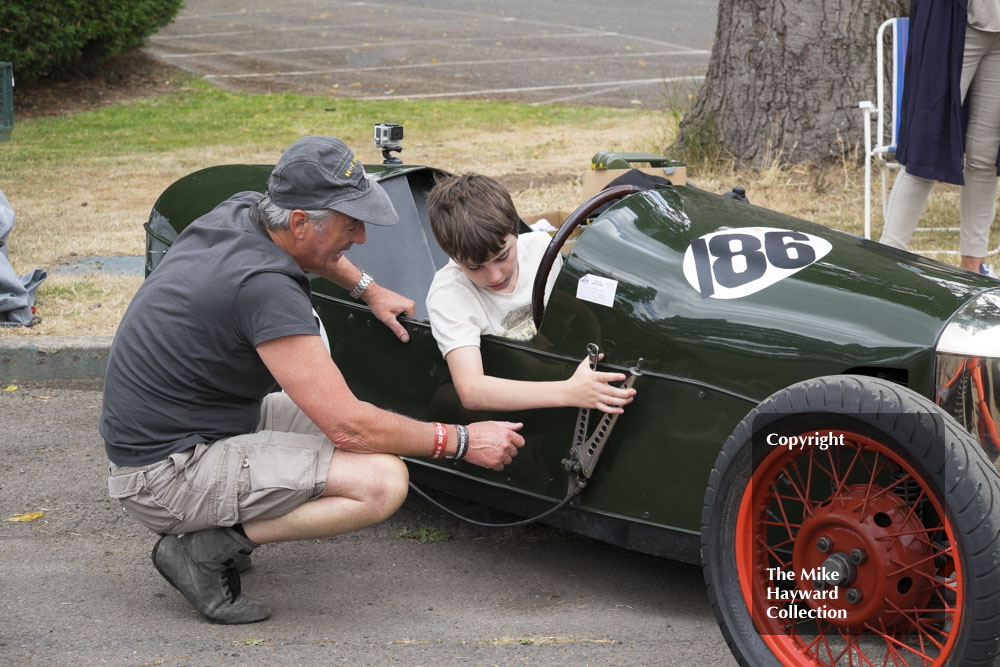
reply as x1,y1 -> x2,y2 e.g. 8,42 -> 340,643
562,344 -> 643,497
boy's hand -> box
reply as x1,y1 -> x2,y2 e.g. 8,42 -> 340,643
363,282 -> 415,343
464,421 -> 524,470
566,354 -> 636,414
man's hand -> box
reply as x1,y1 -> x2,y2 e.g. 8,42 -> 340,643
464,421 -> 525,470
362,282 -> 415,343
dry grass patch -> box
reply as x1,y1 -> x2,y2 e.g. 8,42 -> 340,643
5,146 -> 288,269
30,275 -> 144,336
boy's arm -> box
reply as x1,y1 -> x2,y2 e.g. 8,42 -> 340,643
445,345 -> 635,413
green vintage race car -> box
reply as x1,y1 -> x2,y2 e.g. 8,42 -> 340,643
145,146 -> 1000,667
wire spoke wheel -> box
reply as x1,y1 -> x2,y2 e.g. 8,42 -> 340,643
702,375 -> 1000,667
738,430 -> 960,665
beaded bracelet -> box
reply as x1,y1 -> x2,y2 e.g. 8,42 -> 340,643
447,424 -> 469,460
431,422 -> 447,459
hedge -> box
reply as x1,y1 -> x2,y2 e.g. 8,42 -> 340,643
0,1 -> 184,82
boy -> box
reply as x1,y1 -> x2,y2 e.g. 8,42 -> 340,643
425,173 -> 635,413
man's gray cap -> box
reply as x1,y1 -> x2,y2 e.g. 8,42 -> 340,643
268,136 -> 399,226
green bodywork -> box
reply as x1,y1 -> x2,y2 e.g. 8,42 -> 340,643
146,155 -> 997,561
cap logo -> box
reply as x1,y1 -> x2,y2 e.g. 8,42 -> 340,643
345,156 -> 359,178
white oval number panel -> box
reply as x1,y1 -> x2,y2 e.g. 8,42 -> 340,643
682,227 -> 832,299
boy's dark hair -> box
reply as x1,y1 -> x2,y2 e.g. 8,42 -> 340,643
427,174 -> 519,265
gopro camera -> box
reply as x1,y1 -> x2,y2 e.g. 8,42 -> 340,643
374,122 -> 404,165
373,122 -> 403,148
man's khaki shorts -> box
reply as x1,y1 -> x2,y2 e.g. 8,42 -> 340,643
107,393 -> 335,535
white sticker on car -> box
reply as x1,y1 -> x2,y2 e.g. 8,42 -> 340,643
682,227 -> 831,299
576,274 -> 619,307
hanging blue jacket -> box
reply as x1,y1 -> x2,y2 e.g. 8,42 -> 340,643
895,0 -> 969,184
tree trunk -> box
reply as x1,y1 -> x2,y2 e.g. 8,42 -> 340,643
677,0 -> 908,165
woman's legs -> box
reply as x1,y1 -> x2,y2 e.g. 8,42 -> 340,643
880,167 -> 936,250
960,27 -> 1000,271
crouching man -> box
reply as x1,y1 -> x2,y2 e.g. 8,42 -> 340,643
99,136 -> 524,624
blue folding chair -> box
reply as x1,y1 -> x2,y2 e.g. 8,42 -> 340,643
859,17 -> 908,241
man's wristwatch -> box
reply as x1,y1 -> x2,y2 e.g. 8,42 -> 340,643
348,271 -> 373,299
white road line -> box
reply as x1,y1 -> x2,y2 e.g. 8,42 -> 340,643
533,75 -> 704,105
152,17 -> 456,40
154,29 -> 279,39
358,78 -> 678,101
352,0 -> 702,51
173,8 -> 275,19
165,1 -> 705,53
155,31 -> 632,59
170,1 -> 391,19
203,50 -> 708,79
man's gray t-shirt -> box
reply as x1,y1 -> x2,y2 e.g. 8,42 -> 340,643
100,192 -> 320,466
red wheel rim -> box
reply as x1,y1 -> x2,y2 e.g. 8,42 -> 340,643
735,430 -> 963,666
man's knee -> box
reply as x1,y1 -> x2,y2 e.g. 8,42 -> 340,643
368,455 -> 409,521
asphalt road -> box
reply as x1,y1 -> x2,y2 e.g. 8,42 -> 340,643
0,383 -> 736,666
145,0 -> 717,108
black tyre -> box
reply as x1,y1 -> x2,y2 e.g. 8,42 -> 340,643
702,375 -> 1000,666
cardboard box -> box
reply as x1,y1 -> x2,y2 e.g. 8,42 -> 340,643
522,210 -> 583,256
522,210 -> 570,231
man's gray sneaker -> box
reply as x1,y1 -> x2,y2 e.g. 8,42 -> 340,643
151,527 -> 270,624
233,551 -> 252,573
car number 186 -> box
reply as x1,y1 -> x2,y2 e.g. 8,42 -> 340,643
682,227 -> 832,299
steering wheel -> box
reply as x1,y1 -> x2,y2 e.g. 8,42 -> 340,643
531,185 -> 641,329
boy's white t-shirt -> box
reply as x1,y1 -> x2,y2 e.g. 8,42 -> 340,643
426,231 -> 562,357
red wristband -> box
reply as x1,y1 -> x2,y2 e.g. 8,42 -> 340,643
431,422 -> 447,459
